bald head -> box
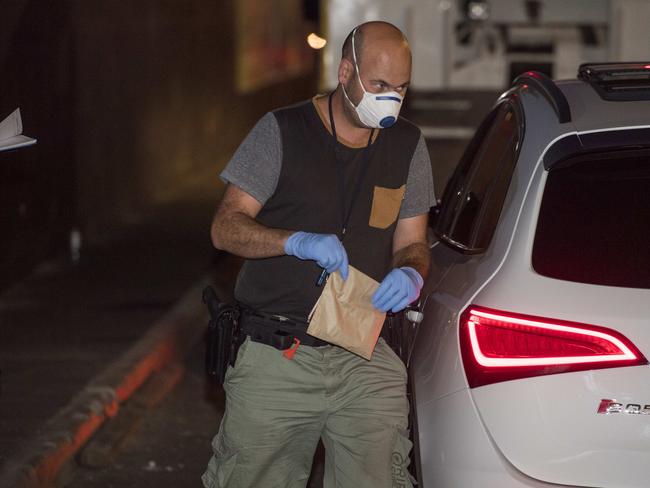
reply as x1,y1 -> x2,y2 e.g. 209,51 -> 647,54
336,21 -> 412,129
341,21 -> 410,68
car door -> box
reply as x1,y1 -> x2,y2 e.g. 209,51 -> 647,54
412,95 -> 524,407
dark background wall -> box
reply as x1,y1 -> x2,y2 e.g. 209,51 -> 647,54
0,0 -> 76,291
0,0 -> 318,290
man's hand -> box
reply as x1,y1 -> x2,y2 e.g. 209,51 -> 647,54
284,232 -> 349,280
371,267 -> 423,313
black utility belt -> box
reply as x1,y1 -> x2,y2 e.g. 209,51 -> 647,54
239,309 -> 329,349
203,284 -> 405,387
203,286 -> 329,385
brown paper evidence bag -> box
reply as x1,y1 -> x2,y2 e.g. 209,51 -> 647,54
307,265 -> 386,360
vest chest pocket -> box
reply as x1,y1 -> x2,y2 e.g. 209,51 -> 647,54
369,185 -> 406,229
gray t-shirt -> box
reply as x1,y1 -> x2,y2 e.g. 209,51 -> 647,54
221,111 -> 435,218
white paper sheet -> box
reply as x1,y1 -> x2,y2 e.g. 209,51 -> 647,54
0,108 -> 36,153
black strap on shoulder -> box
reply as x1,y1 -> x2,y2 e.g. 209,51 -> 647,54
328,93 -> 376,239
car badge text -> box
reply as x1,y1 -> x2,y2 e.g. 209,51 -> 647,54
597,399 -> 650,415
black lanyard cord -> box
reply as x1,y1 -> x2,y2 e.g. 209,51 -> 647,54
328,92 -> 375,240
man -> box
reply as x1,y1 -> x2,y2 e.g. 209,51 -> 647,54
203,21 -> 434,488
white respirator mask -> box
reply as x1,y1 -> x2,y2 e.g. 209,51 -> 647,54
342,28 -> 404,129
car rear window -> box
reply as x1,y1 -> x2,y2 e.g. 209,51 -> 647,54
533,149 -> 650,288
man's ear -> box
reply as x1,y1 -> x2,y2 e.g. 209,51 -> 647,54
337,58 -> 354,85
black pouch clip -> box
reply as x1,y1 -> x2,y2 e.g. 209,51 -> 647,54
202,286 -> 242,385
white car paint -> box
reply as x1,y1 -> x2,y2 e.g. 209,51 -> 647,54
411,71 -> 650,487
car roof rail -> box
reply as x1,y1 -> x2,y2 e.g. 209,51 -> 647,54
578,62 -> 650,101
513,71 -> 572,124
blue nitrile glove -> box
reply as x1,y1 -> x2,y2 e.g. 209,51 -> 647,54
284,232 -> 349,280
371,267 -> 423,313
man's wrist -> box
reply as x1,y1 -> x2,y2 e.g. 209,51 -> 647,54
392,242 -> 430,281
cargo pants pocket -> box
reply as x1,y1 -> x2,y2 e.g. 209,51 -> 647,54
390,427 -> 416,488
202,430 -> 240,488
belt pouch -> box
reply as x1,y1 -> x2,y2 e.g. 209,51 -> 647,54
203,286 -> 241,385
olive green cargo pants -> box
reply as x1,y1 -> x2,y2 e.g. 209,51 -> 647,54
201,337 -> 413,488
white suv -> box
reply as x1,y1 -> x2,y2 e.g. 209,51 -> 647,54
410,63 -> 650,487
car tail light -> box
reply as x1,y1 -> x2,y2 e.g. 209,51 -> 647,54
460,306 -> 648,388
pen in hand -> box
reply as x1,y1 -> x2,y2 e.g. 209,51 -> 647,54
316,268 -> 329,287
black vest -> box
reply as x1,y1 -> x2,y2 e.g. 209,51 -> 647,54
234,99 -> 421,322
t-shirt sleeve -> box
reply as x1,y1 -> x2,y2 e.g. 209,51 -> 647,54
399,132 -> 436,219
219,112 -> 282,205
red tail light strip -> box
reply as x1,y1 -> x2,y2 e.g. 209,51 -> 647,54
460,306 -> 648,388
467,308 -> 639,367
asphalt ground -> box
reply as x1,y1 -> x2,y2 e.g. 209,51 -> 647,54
67,326 -> 229,487
0,177 -> 222,486
0,90 -> 498,488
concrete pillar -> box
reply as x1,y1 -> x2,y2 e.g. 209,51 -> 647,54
610,0 -> 650,60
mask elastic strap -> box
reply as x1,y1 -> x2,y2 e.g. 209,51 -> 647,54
350,28 -> 367,94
